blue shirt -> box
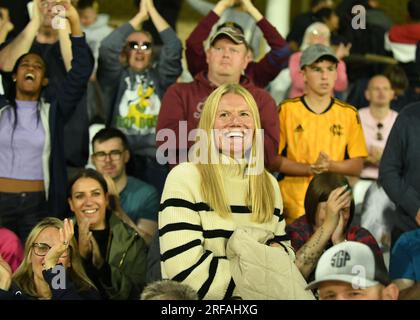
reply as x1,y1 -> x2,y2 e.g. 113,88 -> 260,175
390,229 -> 420,281
120,176 -> 159,222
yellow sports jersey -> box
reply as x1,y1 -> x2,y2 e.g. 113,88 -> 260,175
278,96 -> 368,224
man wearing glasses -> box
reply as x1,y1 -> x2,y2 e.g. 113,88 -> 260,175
98,0 -> 182,195
91,128 -> 159,245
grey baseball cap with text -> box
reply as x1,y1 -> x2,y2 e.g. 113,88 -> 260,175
300,44 -> 338,69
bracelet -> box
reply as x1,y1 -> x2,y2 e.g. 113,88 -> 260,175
265,239 -> 278,246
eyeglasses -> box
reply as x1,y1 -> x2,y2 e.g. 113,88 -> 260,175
376,123 -> 383,141
127,41 -> 152,51
32,243 -> 70,258
93,150 -> 124,161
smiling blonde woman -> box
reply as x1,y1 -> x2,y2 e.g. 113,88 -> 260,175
158,83 -> 290,300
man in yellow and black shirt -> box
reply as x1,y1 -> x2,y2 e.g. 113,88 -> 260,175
272,44 -> 368,224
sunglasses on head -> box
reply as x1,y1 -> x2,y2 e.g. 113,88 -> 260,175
127,41 -> 152,51
377,123 -> 384,141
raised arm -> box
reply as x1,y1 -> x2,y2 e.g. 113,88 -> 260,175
185,0 -> 214,16
146,0 -> 169,32
55,4 -> 93,120
57,19 -> 73,72
129,0 -> 149,30
0,0 -> 42,72
0,8 -> 14,45
146,0 -> 182,90
97,0 -> 148,88
241,0 -> 290,88
185,0 -> 236,77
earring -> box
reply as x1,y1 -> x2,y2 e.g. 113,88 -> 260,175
13,78 -> 16,82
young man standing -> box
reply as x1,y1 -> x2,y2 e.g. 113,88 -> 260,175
91,128 -> 159,245
274,44 -> 367,223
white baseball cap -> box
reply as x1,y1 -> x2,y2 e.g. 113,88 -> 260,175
306,241 -> 389,290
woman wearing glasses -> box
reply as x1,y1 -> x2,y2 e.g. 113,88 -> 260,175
0,217 -> 98,300
98,0 -> 182,195
68,168 -> 148,300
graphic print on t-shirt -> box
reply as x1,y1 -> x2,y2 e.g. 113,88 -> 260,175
116,74 -> 160,136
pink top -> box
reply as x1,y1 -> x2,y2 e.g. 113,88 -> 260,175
358,107 -> 398,179
0,228 -> 24,272
288,51 -> 348,98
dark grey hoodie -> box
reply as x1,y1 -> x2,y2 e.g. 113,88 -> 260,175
98,22 -> 182,157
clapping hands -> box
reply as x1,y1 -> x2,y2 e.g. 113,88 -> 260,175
310,151 -> 330,175
78,217 -> 104,269
43,218 -> 74,270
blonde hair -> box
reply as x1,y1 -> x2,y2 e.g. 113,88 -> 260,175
195,83 -> 275,223
13,217 -> 96,297
301,22 -> 331,51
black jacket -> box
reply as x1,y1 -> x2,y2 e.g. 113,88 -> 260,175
379,102 -> 420,232
0,267 -> 99,300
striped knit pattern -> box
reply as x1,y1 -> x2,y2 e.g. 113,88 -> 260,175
159,161 -> 288,300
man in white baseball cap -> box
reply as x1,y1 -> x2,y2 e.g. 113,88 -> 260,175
306,241 -> 399,300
